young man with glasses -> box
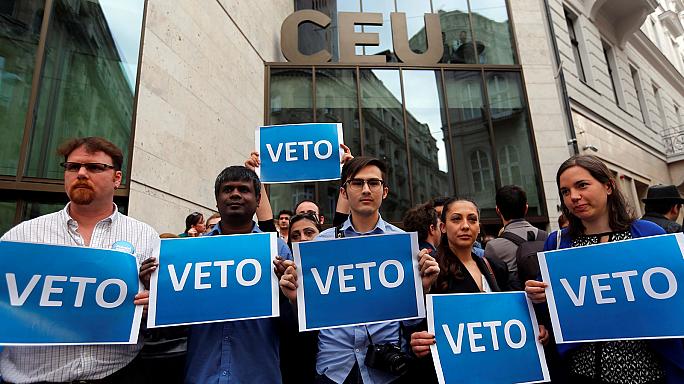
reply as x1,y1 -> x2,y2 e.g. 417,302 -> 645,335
280,157 -> 439,384
0,137 -> 159,383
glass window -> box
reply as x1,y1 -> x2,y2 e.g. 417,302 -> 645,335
0,1 -> 45,176
602,40 -> 621,106
402,70 -> 453,204
433,0 -> 476,64
315,68 -> 360,220
444,70 -> 497,218
22,200 -> 65,221
268,68 -> 315,216
486,71 -> 542,217
360,0 -> 395,59
470,149 -> 493,192
295,0 -> 361,62
630,65 -> 649,125
498,145 -> 520,185
653,84 -> 668,130
564,9 -> 586,82
25,0 -> 145,182
469,0 -> 516,64
396,0 -> 432,54
359,69 -> 409,222
0,200 -> 16,236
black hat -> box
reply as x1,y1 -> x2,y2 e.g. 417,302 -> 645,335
642,185 -> 684,203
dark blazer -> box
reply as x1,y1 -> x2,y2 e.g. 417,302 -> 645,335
436,251 -> 501,294
405,252 -> 501,384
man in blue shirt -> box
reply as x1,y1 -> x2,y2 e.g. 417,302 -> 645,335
280,157 -> 439,384
185,166 -> 292,384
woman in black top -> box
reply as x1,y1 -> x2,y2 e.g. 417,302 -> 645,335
408,198 -> 549,382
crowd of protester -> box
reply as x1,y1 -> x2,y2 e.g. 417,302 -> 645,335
3,135 -> 684,384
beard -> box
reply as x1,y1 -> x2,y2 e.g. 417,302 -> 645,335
69,182 -> 96,205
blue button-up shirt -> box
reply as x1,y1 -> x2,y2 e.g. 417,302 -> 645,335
315,215 -> 414,384
185,222 -> 292,384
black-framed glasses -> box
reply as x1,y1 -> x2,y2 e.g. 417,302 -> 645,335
60,162 -> 115,173
346,178 -> 384,191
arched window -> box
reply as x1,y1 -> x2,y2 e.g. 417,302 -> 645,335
499,145 -> 521,185
470,149 -> 493,192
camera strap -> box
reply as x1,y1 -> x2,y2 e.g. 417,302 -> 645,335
334,224 -> 345,238
364,323 -> 403,347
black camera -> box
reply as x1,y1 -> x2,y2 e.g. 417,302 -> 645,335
364,343 -> 411,376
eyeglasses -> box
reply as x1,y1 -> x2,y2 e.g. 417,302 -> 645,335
60,162 -> 115,173
346,178 -> 384,191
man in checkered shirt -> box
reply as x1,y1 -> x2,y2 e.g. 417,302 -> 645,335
0,137 -> 159,384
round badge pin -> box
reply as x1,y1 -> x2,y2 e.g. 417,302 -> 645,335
112,240 -> 136,255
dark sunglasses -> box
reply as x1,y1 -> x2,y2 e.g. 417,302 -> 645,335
60,162 -> 115,173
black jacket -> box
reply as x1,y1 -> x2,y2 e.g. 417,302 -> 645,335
641,212 -> 682,233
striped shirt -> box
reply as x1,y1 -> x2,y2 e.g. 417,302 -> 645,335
0,203 -> 159,383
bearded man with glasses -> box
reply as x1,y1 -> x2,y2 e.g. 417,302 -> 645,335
0,136 -> 159,384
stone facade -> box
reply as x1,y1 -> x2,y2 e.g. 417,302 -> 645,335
128,0 -> 293,232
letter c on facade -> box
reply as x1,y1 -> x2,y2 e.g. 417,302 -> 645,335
281,10 -> 332,64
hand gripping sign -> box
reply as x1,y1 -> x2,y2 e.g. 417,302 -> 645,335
148,232 -> 280,327
292,232 -> 425,331
255,123 -> 344,183
427,292 -> 549,384
539,233 -> 684,343
0,241 -> 144,345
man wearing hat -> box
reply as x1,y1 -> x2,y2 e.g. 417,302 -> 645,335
641,184 -> 684,233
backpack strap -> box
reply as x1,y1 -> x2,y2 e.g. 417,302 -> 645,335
500,231 -> 527,246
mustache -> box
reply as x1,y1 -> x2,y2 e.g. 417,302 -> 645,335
70,180 -> 94,190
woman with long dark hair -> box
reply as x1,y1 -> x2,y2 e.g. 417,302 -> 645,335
409,198 -> 548,382
179,212 -> 205,237
526,155 -> 684,383
281,212 -> 322,384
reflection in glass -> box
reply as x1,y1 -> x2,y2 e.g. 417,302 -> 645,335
316,68 -> 360,220
268,68 -> 315,215
397,0 -> 432,54
443,71 -> 497,218
402,70 -> 453,204
0,1 -> 44,175
25,0 -> 145,181
359,69 -> 409,222
432,0 -> 476,64
22,200 -> 66,221
486,71 -> 540,216
0,200 -> 16,236
469,0 -> 516,64
361,0 -> 395,60
295,0 -> 362,62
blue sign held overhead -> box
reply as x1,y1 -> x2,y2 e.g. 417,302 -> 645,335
256,123 -> 344,183
539,233 -> 684,343
148,232 -> 280,328
293,232 -> 425,331
0,241 -> 143,345
428,292 -> 549,384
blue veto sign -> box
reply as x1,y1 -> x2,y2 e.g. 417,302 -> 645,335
428,292 -> 549,384
256,123 -> 343,183
293,232 -> 424,331
148,233 -> 279,327
0,241 -> 143,345
539,233 -> 684,343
